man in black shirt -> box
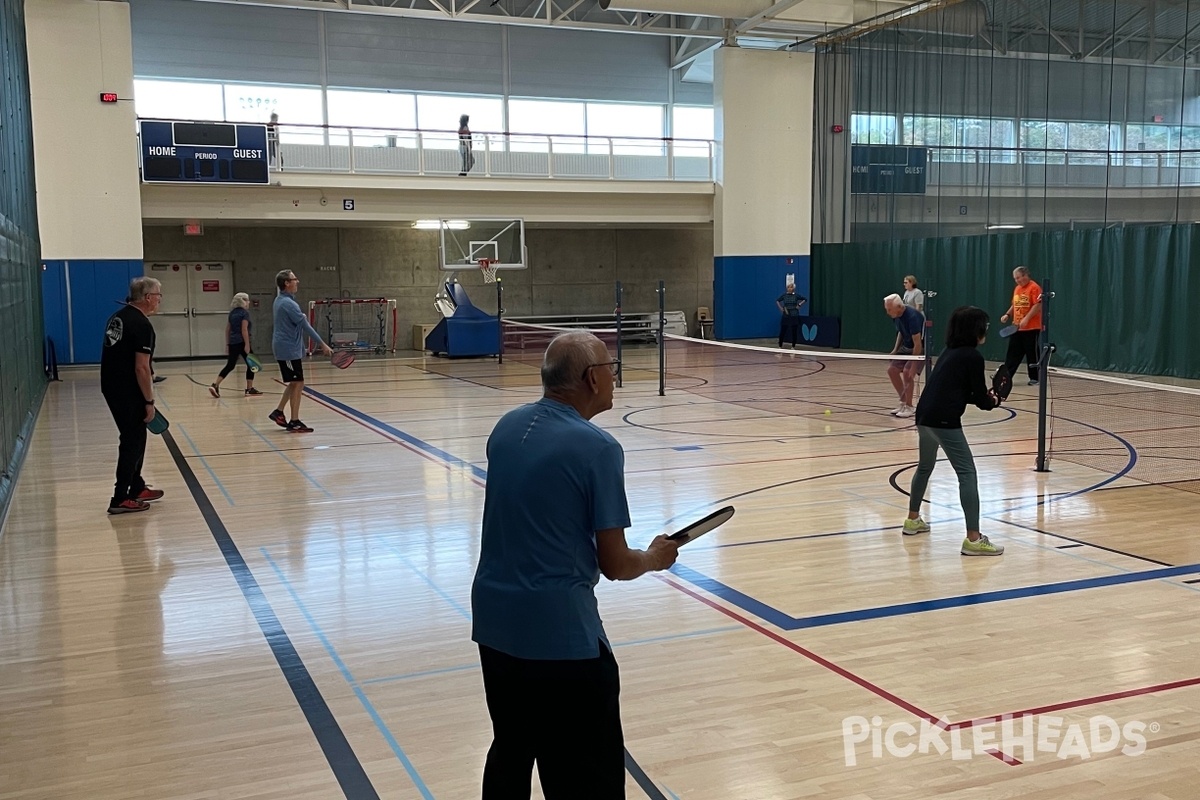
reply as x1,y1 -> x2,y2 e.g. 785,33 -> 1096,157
101,277 -> 164,514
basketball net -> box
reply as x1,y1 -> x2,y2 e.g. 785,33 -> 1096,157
479,258 -> 499,283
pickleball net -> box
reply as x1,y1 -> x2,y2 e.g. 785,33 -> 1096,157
499,321 -> 928,418
1040,367 -> 1200,490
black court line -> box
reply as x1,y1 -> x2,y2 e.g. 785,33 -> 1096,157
163,430 -> 380,799
1057,543 -> 1084,549
625,750 -> 669,800
1185,579 -> 1200,585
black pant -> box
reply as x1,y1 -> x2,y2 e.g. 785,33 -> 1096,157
103,393 -> 148,504
460,146 -> 475,174
219,343 -> 254,382
1004,329 -> 1041,382
779,315 -> 800,346
479,643 -> 625,799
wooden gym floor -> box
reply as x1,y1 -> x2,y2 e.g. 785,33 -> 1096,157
3,341 -> 1200,799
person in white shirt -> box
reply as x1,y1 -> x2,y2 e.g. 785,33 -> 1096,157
902,275 -> 925,313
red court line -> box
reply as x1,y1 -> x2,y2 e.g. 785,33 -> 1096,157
657,575 -> 1024,765
949,675 -> 1200,730
659,576 -> 939,722
987,749 -> 1022,765
657,573 -> 1200,768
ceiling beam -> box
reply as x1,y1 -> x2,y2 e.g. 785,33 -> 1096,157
1083,9 -> 1146,60
184,0 -> 737,36
1011,0 -> 1076,55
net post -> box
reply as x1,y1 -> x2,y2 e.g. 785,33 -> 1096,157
657,280 -> 666,397
496,276 -> 505,365
614,281 -> 624,388
923,289 -> 937,380
1035,278 -> 1054,473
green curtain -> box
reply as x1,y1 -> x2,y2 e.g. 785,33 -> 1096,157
0,0 -> 46,518
813,224 -> 1200,378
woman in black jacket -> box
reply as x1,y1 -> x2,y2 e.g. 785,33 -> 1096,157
901,306 -> 1004,556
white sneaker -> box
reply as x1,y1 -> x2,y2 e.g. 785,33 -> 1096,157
895,405 -> 915,418
890,404 -> 905,416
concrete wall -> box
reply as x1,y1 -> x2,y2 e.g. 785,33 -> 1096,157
141,225 -> 713,348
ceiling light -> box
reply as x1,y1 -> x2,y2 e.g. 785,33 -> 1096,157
412,219 -> 470,230
986,224 -> 1024,230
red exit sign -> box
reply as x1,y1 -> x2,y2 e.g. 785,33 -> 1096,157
183,222 -> 204,236
99,92 -> 119,103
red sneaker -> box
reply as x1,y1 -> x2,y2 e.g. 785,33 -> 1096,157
134,487 -> 165,502
108,499 -> 151,515
269,409 -> 287,428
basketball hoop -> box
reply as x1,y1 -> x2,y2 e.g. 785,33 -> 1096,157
478,258 -> 500,283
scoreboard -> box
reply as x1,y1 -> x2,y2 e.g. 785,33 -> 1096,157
850,145 -> 927,195
139,120 -> 269,185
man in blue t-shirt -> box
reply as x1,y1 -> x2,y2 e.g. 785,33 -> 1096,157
270,270 -> 331,433
884,293 -> 925,418
775,282 -> 807,348
471,331 -> 679,799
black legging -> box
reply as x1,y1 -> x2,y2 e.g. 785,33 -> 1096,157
1004,329 -> 1041,382
219,343 -> 254,382
779,315 -> 800,346
103,392 -> 147,504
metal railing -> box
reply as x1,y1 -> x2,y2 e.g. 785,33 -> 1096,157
915,146 -> 1200,189
267,122 -> 714,182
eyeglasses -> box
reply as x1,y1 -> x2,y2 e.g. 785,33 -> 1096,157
147,292 -> 163,297
581,359 -> 620,380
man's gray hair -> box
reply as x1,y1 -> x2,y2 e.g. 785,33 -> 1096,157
1014,265 -> 1030,276
276,269 -> 294,291
129,276 -> 161,302
541,331 -> 602,391
883,293 -> 904,307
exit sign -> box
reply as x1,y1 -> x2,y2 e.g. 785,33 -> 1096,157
100,92 -> 118,103
183,222 -> 204,236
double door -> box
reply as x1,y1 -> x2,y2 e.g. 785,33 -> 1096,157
146,261 -> 235,358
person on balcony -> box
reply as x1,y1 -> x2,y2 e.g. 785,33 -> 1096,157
459,114 -> 475,176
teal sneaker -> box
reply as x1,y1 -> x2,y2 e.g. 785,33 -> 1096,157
961,535 -> 1004,556
902,517 -> 930,535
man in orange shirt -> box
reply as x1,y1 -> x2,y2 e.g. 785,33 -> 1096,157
1000,266 -> 1043,386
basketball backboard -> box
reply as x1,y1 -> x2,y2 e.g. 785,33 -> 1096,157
438,219 -> 527,272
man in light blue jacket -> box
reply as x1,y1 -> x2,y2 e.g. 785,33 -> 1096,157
270,270 -> 332,433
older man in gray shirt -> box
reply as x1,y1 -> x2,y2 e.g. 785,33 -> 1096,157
269,269 -> 331,433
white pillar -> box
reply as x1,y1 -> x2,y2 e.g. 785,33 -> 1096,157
25,0 -> 143,261
712,46 -> 815,339
26,0 -> 145,363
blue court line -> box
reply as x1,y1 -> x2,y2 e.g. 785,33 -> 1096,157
375,539 -> 473,621
163,433 -> 377,798
361,663 -> 481,685
304,385 -> 488,481
242,420 -> 332,498
176,424 -> 235,506
360,626 -> 742,687
671,561 -> 1200,630
261,548 -> 435,800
